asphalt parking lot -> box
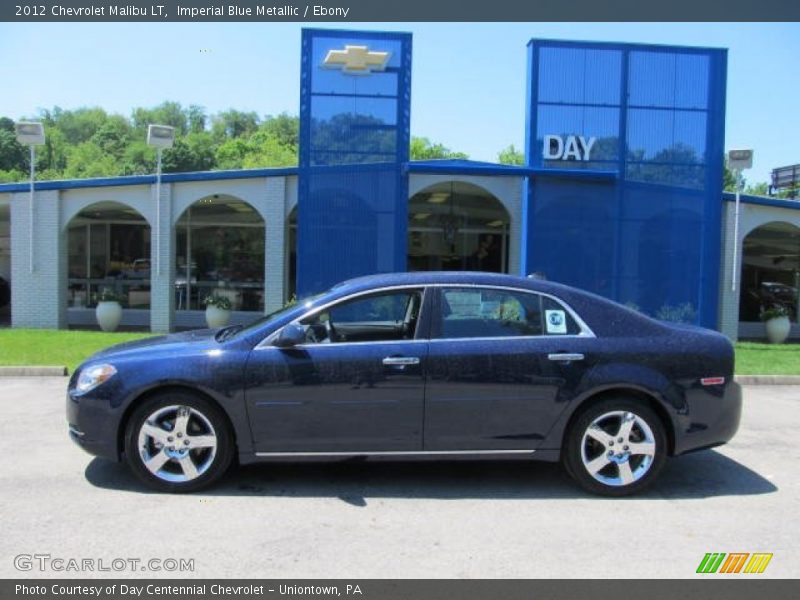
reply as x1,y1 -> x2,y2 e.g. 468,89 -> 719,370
1,378 -> 798,579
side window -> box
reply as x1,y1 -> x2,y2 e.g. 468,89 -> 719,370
541,296 -> 581,335
299,290 -> 422,344
438,288 -> 543,339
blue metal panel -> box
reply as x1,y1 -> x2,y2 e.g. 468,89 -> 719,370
298,29 -> 412,297
524,40 -> 727,329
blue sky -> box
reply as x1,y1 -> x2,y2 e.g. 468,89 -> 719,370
1,22 -> 798,184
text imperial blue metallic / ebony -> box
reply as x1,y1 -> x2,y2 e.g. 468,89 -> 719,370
67,272 -> 741,495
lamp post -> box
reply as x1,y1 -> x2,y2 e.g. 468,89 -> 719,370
146,124 -> 175,276
728,149 -> 753,293
15,122 -> 46,273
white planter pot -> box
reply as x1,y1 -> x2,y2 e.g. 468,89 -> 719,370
205,305 -> 231,329
765,316 -> 791,344
96,301 -> 122,332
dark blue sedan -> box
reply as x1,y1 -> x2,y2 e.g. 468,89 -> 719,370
67,272 -> 741,496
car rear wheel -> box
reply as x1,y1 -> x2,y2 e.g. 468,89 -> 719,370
563,399 -> 667,496
124,392 -> 234,493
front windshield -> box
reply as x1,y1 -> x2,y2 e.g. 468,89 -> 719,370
216,292 -> 326,341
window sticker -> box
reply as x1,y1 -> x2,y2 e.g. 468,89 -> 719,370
545,309 -> 567,334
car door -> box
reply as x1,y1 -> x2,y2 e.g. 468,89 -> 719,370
245,287 -> 430,453
424,286 -> 596,451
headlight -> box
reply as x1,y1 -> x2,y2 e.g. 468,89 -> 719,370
75,364 -> 117,394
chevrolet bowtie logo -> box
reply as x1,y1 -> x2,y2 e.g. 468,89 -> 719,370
322,45 -> 391,75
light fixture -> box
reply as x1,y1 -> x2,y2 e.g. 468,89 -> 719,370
486,220 -> 504,227
147,125 -> 176,276
15,121 -> 46,273
146,124 -> 176,149
15,122 -> 45,145
427,192 -> 449,204
728,148 -> 754,293
413,213 -> 431,220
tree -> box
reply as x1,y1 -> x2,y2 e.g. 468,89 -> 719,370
132,101 -> 188,135
187,105 -> 207,134
260,113 -> 299,151
410,137 -> 468,160
0,117 -> 27,172
212,110 -> 259,139
498,144 -> 524,165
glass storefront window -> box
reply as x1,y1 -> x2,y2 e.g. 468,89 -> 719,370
175,195 -> 265,312
407,182 -> 510,273
66,202 -> 151,309
739,222 -> 800,322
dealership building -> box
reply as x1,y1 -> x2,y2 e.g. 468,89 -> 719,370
0,30 -> 798,340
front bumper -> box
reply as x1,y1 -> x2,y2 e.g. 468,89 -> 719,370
673,381 -> 742,455
66,388 -> 122,462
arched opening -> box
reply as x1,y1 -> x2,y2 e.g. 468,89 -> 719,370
739,221 -> 800,322
66,201 -> 151,312
408,182 -> 510,273
174,194 -> 265,313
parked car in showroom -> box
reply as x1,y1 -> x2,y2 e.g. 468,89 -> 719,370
67,272 -> 741,496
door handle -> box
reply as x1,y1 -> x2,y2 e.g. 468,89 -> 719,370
382,356 -> 421,366
547,353 -> 585,362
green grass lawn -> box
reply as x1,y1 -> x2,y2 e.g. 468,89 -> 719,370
734,342 -> 800,375
0,329 -> 798,376
0,329 -> 153,373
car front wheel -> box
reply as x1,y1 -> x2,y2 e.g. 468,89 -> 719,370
124,392 -> 234,493
563,399 -> 667,496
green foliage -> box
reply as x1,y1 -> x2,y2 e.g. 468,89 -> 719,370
0,105 -> 471,182
410,137 -> 468,160
497,144 -> 524,165
204,294 -> 233,310
96,287 -> 121,302
760,305 -> 790,321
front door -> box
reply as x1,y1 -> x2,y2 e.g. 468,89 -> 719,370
245,288 -> 429,453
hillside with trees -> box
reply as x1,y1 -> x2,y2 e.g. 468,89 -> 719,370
0,103 -> 468,183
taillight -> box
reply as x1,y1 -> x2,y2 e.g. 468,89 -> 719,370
700,376 -> 725,386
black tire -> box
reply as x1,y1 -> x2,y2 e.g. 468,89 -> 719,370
563,398 -> 667,497
124,391 -> 234,493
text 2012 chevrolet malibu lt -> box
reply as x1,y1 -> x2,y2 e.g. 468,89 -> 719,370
67,272 -> 741,495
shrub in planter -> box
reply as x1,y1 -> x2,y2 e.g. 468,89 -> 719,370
95,288 -> 123,332
204,294 -> 233,328
760,305 -> 791,344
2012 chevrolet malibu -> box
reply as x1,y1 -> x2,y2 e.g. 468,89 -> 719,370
67,272 -> 741,496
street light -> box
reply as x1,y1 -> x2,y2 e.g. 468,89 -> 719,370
15,122 -> 46,273
146,125 -> 175,276
728,149 -> 753,293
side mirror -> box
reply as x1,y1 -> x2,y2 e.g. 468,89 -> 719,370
273,323 -> 305,348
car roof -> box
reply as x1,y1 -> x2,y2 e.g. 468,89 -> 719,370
333,271 -> 570,295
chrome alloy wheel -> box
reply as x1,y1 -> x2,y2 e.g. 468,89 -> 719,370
580,410 -> 656,487
137,405 -> 218,483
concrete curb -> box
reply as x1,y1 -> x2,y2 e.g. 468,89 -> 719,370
0,366 -> 68,377
734,375 -> 800,385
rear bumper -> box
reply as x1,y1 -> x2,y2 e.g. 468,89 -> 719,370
673,381 -> 742,455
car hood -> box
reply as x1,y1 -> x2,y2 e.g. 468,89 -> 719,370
89,329 -> 220,362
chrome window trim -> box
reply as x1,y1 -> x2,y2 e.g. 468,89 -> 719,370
255,449 -> 536,458
255,282 -> 595,350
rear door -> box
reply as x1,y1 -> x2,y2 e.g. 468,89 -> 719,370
423,286 -> 596,451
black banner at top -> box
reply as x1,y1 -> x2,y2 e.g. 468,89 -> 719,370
2,0 -> 800,22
